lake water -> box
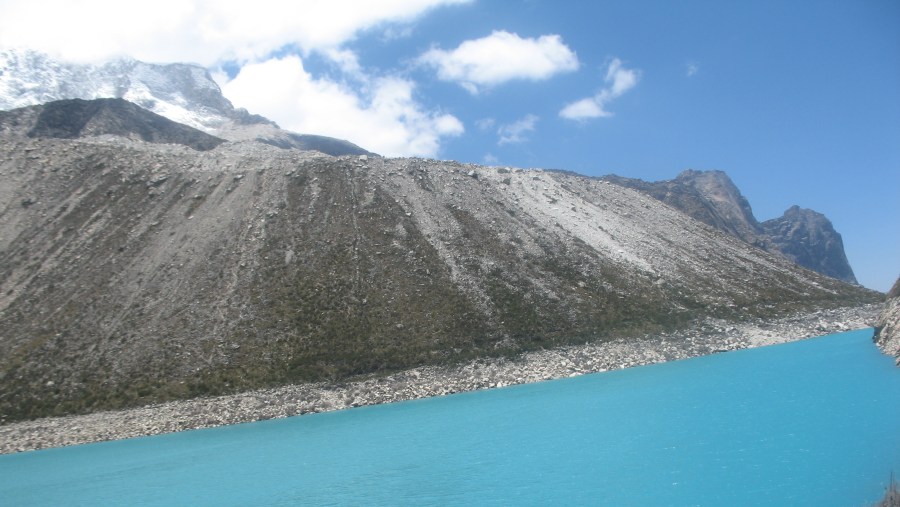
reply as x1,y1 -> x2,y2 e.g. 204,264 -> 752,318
1,329 -> 898,506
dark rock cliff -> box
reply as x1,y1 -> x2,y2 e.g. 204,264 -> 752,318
761,205 -> 857,284
0,98 -> 226,151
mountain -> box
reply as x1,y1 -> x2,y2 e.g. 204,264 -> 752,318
604,170 -> 765,247
606,170 -> 858,283
0,49 -> 369,157
0,98 -> 225,151
0,50 -> 862,283
761,206 -> 856,283
0,48 -> 252,131
0,117 -> 879,421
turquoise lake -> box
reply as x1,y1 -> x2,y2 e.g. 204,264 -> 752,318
1,328 -> 898,506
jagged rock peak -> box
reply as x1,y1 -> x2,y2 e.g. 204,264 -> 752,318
0,97 -> 226,151
605,169 -> 764,246
673,169 -> 762,239
761,205 -> 857,284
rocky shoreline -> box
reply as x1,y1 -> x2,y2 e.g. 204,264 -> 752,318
0,303 -> 883,454
875,277 -> 900,364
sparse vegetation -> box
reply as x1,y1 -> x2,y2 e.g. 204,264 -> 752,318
0,137 -> 882,422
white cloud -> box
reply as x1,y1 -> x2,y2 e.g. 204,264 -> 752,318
686,61 -> 700,77
323,48 -> 363,77
497,114 -> 539,145
222,56 -> 463,157
0,0 -> 471,65
559,98 -> 607,120
0,0 -> 472,157
560,58 -> 640,121
419,31 -> 579,93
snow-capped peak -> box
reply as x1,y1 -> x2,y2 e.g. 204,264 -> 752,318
0,48 -> 241,132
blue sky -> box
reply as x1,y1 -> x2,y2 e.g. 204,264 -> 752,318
1,0 -> 897,290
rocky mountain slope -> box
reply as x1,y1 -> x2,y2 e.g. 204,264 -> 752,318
606,170 -> 858,283
0,49 -> 368,157
875,277 -> 900,364
0,108 -> 880,421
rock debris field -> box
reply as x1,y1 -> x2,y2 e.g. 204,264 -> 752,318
0,303 -> 881,454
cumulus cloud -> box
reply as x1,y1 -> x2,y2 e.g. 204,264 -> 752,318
419,31 -> 579,93
0,0 -> 471,65
558,98 -> 604,120
222,56 -> 463,157
560,58 -> 640,120
0,0 -> 473,157
497,114 -> 539,145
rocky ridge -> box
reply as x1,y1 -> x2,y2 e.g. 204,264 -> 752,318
0,303 -> 881,454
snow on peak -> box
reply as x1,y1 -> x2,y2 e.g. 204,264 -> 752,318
0,48 -> 236,131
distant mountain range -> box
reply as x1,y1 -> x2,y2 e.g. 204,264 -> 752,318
0,50 -> 879,421
0,48 -> 369,157
606,170 -> 858,283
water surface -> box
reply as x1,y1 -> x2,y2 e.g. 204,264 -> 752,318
1,329 -> 898,506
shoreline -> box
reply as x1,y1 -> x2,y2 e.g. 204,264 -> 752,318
0,303 -> 882,455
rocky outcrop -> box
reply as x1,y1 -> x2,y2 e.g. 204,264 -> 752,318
669,169 -> 764,244
0,98 -> 225,151
875,277 -> 900,364
874,475 -> 900,507
607,170 -> 858,283
762,205 -> 857,284
0,131 -> 880,422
